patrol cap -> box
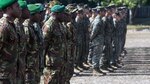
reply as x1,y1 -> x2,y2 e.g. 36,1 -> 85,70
66,4 -> 78,13
96,6 -> 105,12
0,0 -> 17,9
18,0 -> 27,9
76,8 -> 83,14
27,4 -> 41,14
108,4 -> 116,8
49,0 -> 61,8
91,8 -> 97,13
106,4 -> 116,10
50,5 -> 65,13
117,7 -> 123,11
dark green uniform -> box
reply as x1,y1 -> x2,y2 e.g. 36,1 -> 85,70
103,16 -> 115,67
43,16 -> 67,84
0,15 -> 18,84
23,19 -> 40,84
14,18 -> 27,84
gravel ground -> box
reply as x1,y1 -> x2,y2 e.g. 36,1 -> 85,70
70,29 -> 150,84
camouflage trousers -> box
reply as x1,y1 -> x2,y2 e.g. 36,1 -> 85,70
111,36 -> 122,64
45,52 -> 64,84
91,37 -> 104,68
25,52 -> 40,84
104,36 -> 113,66
16,49 -> 27,84
0,58 -> 17,84
59,61 -> 74,84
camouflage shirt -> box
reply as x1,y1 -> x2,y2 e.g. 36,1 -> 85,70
43,16 -> 67,67
23,19 -> 38,53
103,16 -> 115,36
0,15 -> 18,61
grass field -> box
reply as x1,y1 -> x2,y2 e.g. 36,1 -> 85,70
127,25 -> 150,30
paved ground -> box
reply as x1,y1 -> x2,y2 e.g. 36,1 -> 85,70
70,29 -> 150,84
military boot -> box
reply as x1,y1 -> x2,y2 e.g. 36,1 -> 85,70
93,67 -> 106,76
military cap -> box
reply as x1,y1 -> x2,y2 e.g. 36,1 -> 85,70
27,4 -> 41,14
35,3 -> 45,12
108,4 -> 116,8
49,0 -> 61,8
0,0 -> 17,9
18,0 -> 27,9
96,6 -> 105,11
50,5 -> 65,13
70,8 -> 78,13
66,4 -> 77,13
91,8 -> 97,13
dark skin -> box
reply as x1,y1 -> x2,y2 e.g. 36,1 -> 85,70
0,10 -> 3,18
105,9 -> 112,17
4,2 -> 21,22
18,8 -> 30,24
21,8 -> 30,19
40,10 -> 46,22
30,13 -> 41,23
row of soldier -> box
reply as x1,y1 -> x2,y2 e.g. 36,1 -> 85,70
0,0 -> 127,84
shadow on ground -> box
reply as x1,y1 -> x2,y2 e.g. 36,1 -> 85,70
74,47 -> 150,77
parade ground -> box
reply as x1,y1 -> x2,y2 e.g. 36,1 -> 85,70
70,27 -> 150,84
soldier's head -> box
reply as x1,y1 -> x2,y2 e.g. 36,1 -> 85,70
109,4 -> 116,14
50,5 -> 69,22
105,6 -> 112,16
35,3 -> 46,22
97,6 -> 106,17
0,0 -> 21,18
27,4 -> 42,22
76,8 -> 84,18
114,12 -> 121,21
18,0 -> 30,19
117,7 -> 126,19
66,3 -> 77,20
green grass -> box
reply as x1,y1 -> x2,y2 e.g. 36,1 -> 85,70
127,25 -> 150,30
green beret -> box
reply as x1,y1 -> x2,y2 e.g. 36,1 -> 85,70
35,3 -> 44,12
51,5 -> 65,13
18,0 -> 27,9
0,0 -> 17,9
27,4 -> 41,14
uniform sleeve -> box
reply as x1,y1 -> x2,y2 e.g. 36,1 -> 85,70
0,25 -> 8,50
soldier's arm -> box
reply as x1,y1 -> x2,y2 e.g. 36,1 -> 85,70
42,22 -> 54,55
0,24 -> 12,57
0,24 -> 8,50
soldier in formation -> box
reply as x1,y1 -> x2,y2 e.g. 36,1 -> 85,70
0,0 -> 128,83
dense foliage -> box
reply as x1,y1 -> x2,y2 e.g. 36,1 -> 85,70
25,0 -> 150,8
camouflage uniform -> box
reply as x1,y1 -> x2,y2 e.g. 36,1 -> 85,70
43,16 -> 67,84
61,22 -> 76,84
23,19 -> 40,84
113,19 -> 123,64
83,16 -> 90,64
32,22 -> 44,73
14,18 -> 27,84
121,17 -> 127,52
76,16 -> 90,68
90,15 -> 105,69
0,15 -> 18,84
103,16 -> 115,67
